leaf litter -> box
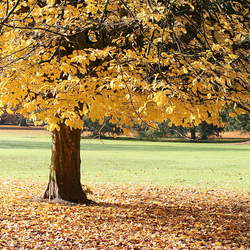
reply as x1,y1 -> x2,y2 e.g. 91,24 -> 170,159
0,180 -> 249,249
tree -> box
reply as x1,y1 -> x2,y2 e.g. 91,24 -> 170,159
0,109 -> 28,126
135,120 -> 223,141
0,0 -> 249,203
82,117 -> 123,138
222,108 -> 250,133
226,115 -> 250,133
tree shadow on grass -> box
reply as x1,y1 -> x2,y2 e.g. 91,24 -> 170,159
82,143 -> 250,152
0,140 -> 249,152
0,140 -> 51,150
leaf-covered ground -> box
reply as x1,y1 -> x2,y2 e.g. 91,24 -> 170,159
0,180 -> 249,249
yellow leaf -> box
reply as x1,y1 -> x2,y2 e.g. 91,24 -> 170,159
229,54 -> 238,59
6,108 -> 14,114
215,242 -> 222,246
89,54 -> 96,61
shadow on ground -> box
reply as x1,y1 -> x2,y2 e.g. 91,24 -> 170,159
0,140 -> 249,152
0,181 -> 249,248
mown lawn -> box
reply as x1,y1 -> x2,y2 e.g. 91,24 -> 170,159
0,132 -> 249,191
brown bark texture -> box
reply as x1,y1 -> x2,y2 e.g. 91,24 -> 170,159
43,123 -> 88,203
190,127 -> 196,141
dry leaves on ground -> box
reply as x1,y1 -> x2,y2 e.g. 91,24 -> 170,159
0,180 -> 249,249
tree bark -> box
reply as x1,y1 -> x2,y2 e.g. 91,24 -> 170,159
43,123 -> 88,203
190,127 -> 196,141
18,117 -> 27,126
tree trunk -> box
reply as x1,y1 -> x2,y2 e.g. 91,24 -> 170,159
43,123 -> 88,203
19,117 -> 28,127
190,127 -> 196,141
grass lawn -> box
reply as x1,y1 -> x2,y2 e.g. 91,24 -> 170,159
0,131 -> 249,191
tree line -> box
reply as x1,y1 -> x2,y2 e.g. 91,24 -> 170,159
1,110 -> 249,141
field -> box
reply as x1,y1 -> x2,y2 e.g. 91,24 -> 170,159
0,127 -> 250,190
0,127 -> 250,248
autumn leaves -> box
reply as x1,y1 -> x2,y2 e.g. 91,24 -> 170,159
0,0 -> 249,131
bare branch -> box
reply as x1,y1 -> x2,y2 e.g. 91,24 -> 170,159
0,0 -> 21,28
2,23 -> 68,37
100,0 -> 110,23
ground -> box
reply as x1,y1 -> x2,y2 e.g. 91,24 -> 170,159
1,180 -> 250,249
0,125 -> 49,136
0,126 -> 249,248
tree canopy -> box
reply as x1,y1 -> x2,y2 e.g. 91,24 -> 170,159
0,0 -> 249,130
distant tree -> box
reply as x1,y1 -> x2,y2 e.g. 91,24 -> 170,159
0,110 -> 28,126
189,127 -> 197,141
224,113 -> 250,133
18,117 -> 28,126
196,122 -> 223,140
83,117 -> 123,137
137,120 -> 223,141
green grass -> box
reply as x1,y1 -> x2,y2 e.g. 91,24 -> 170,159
0,133 -> 250,191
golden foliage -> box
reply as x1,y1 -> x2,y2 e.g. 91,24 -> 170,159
0,0 -> 249,130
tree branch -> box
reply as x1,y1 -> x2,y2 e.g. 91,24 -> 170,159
0,0 -> 21,28
2,23 -> 68,37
